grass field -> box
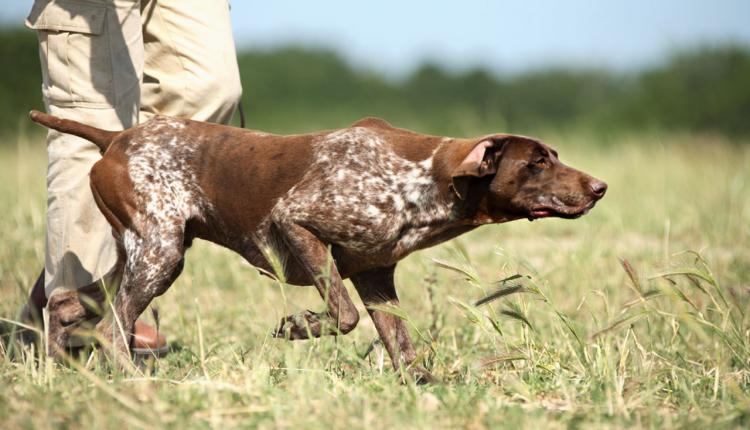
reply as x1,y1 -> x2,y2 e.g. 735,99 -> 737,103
1,130 -> 749,429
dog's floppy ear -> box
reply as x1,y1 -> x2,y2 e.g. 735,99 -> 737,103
450,137 -> 506,200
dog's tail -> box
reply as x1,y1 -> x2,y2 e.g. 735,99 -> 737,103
29,110 -> 118,154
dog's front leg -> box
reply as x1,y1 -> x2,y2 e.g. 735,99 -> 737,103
271,220 -> 359,339
351,266 -> 435,383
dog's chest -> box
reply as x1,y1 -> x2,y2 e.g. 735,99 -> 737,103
271,128 -> 453,255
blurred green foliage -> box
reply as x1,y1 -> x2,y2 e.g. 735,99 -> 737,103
0,28 -> 44,138
2,27 -> 749,139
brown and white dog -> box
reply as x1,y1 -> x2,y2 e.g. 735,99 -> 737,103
30,111 -> 606,380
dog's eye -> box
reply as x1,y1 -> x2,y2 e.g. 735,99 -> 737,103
527,156 -> 547,172
529,157 -> 546,167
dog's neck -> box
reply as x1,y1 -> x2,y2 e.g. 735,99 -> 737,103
388,140 -> 519,256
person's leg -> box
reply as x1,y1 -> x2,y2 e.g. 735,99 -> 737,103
23,0 -> 240,354
24,0 -> 146,352
139,0 -> 242,123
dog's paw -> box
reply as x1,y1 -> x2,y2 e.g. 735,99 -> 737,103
408,366 -> 438,385
272,309 -> 323,340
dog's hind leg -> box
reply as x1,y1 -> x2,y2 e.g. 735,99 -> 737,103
270,221 -> 359,339
45,235 -> 126,358
96,225 -> 185,359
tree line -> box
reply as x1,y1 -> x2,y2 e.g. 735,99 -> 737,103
2,27 -> 749,141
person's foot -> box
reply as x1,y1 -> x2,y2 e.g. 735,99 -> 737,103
132,319 -> 169,357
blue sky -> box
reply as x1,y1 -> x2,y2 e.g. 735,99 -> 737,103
4,1 -> 750,76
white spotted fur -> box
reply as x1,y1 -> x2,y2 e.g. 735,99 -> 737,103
121,117 -> 209,287
270,127 -> 454,255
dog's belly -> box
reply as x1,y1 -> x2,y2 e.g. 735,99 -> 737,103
246,222 -> 474,285
193,221 -> 432,286
332,222 -> 478,271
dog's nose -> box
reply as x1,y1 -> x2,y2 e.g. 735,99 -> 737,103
589,179 -> 608,198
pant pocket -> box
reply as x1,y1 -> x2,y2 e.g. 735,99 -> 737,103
27,0 -> 114,107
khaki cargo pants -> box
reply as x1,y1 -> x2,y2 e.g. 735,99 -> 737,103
26,0 -> 242,301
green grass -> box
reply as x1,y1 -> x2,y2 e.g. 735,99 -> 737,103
1,130 -> 749,429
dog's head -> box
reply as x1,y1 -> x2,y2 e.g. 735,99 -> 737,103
450,135 -> 607,221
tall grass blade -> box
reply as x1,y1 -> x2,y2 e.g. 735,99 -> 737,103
475,285 -> 530,307
620,258 -> 643,293
590,310 -> 649,340
499,309 -> 534,331
432,259 -> 481,285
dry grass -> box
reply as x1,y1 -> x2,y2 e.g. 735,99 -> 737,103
1,130 -> 749,429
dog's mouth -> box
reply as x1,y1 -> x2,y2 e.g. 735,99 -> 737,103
528,200 -> 597,221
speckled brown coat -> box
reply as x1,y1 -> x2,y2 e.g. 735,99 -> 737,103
30,111 -> 607,381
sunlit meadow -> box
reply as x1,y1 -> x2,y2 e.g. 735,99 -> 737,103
1,129 -> 749,429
